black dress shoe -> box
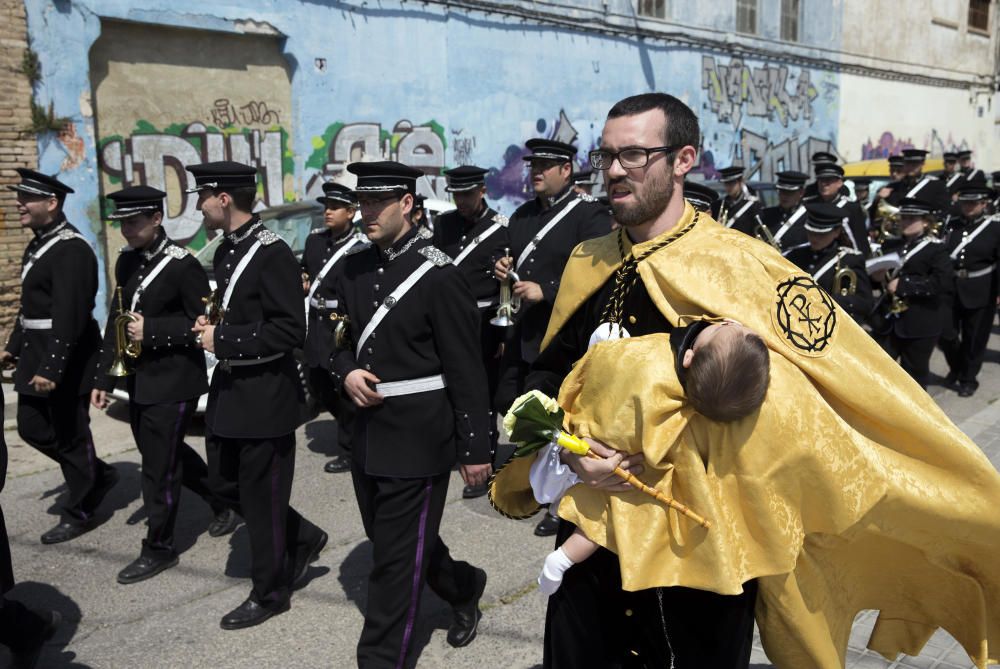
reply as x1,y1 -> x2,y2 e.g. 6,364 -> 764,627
117,554 -> 179,585
220,597 -> 289,630
447,567 -> 487,648
944,371 -> 959,389
40,520 -> 91,545
11,610 -> 61,669
292,530 -> 328,587
462,482 -> 487,499
958,381 -> 979,397
208,509 -> 240,537
534,514 -> 560,537
324,455 -> 351,474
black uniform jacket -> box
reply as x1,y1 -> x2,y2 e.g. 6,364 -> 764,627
715,193 -> 762,235
943,214 -> 1000,310
829,195 -> 872,258
206,217 -> 306,439
506,187 -> 611,363
94,230 -> 210,405
761,204 -> 807,252
432,203 -> 507,309
301,226 -> 367,369
783,241 -> 873,323
877,234 -> 953,339
5,218 -> 100,397
329,227 -> 492,478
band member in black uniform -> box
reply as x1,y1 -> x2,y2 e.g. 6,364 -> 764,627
572,169 -> 597,196
870,180 -> 953,389
411,194 -> 430,233
888,154 -> 905,182
187,161 -> 327,630
759,170 -> 808,252
2,169 -> 118,545
682,180 -> 718,213
302,182 -> 364,474
938,180 -> 1000,397
714,165 -> 761,234
328,161 -> 492,667
958,149 -> 974,175
812,161 -> 871,257
852,176 -> 872,209
526,92 -> 757,669
943,152 -> 963,192
493,138 -> 610,535
434,166 -> 508,499
91,186 -> 236,584
783,202 -> 873,323
0,383 -> 62,668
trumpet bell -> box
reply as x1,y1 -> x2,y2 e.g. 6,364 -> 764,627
107,357 -> 133,378
490,314 -> 515,328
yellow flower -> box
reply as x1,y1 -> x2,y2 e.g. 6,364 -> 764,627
502,389 -> 560,434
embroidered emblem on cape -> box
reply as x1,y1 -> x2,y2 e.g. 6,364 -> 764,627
417,246 -> 453,266
772,274 -> 837,355
164,245 -> 188,259
256,229 -> 281,245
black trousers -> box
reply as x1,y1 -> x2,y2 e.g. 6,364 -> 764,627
880,333 -> 938,389
939,302 -> 995,383
351,464 -> 479,669
205,430 -> 324,610
17,392 -> 113,523
479,313 -> 505,453
129,399 -> 221,559
308,366 -> 354,452
493,356 -> 530,417
545,521 -> 756,669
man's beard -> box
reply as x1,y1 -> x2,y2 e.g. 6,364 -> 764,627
610,172 -> 673,228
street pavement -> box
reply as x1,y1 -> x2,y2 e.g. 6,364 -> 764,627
2,327 -> 1000,669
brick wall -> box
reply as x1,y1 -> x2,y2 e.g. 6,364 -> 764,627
0,0 -> 37,343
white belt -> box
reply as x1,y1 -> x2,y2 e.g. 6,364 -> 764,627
476,299 -> 495,309
218,352 -> 284,372
375,374 -> 446,397
309,296 -> 339,310
19,317 -> 52,330
957,264 -> 995,279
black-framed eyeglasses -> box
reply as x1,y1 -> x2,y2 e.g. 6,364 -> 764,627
589,146 -> 678,170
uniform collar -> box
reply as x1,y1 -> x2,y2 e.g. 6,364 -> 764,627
330,226 -> 356,246
541,185 -> 574,210
379,225 -> 420,262
140,228 -> 169,260
225,215 -> 263,245
33,215 -> 67,240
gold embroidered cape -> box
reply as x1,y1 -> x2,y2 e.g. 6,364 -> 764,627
488,203 -> 1000,668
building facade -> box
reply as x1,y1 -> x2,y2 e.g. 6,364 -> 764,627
0,0 -> 997,332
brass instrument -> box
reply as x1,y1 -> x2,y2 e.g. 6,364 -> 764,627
329,312 -> 351,349
875,200 -> 900,244
107,286 -> 141,377
754,219 -> 782,252
885,268 -> 908,315
202,289 -> 225,325
832,259 -> 857,296
490,248 -> 521,328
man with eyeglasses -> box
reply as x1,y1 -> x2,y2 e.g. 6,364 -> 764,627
328,161 -> 493,666
493,138 -> 610,536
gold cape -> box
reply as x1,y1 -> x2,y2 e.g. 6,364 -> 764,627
488,203 -> 1000,668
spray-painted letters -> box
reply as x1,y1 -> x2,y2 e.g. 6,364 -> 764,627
702,55 -> 819,129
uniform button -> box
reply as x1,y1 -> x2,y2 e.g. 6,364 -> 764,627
625,609 -> 633,617
374,284 -> 380,291
628,315 -> 637,324
373,301 -> 379,307
229,249 -> 235,254
377,268 -> 384,275
364,364 -> 371,370
367,347 -> 373,354
370,333 -> 376,340
529,258 -> 535,263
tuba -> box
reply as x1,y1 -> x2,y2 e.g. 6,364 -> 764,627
107,286 -> 141,377
490,249 -> 521,328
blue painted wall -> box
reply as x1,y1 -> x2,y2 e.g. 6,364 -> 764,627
24,0 -> 842,318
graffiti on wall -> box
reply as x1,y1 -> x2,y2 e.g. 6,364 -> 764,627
98,120 -> 293,247
305,119 -> 448,198
702,55 -> 819,129
694,130 -> 835,183
861,130 -> 970,160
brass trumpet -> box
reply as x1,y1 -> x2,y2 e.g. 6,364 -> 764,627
329,312 -> 351,349
107,286 -> 141,377
833,263 -> 857,296
202,289 -> 225,325
491,249 -> 521,328
754,219 -> 782,252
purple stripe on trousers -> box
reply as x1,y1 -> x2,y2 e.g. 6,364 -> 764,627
397,478 -> 434,669
80,401 -> 96,521
270,447 -> 285,590
152,401 -> 186,545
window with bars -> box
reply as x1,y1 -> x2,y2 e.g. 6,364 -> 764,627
781,0 -> 800,41
736,0 -> 758,34
637,0 -> 666,19
969,0 -> 990,32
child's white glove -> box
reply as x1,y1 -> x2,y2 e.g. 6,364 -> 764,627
537,547 -> 575,596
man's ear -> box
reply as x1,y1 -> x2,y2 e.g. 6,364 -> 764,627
151,211 -> 164,227
682,347 -> 696,369
400,193 -> 414,217
560,162 -> 573,180
673,145 -> 698,177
